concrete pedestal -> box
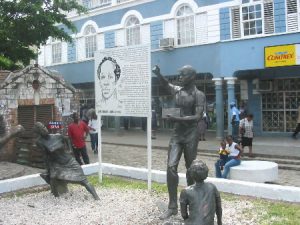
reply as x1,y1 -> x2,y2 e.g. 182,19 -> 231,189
230,161 -> 278,183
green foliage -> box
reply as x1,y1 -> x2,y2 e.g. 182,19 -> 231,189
0,0 -> 86,70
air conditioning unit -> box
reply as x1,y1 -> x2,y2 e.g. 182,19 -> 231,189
257,80 -> 273,92
159,38 -> 174,49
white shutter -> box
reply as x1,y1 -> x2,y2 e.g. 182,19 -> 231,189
77,37 -> 85,61
38,45 -> 45,66
97,33 -> 105,50
231,7 -> 241,39
163,19 -> 175,38
207,9 -> 220,43
264,0 -> 274,34
286,0 -> 298,32
195,13 -> 208,44
44,44 -> 52,66
140,24 -> 151,44
115,29 -> 125,47
61,41 -> 68,63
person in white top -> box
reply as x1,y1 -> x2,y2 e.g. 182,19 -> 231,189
215,135 -> 242,179
88,112 -> 99,154
239,114 -> 254,157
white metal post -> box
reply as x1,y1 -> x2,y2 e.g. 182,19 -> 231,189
98,115 -> 102,183
147,116 -> 152,191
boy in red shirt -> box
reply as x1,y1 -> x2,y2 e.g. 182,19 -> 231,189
68,112 -> 90,165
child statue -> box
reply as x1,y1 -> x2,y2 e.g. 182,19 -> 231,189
179,159 -> 222,225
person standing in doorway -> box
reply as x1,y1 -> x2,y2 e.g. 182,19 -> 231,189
292,105 -> 300,139
68,112 -> 90,165
230,102 -> 240,143
88,111 -> 99,154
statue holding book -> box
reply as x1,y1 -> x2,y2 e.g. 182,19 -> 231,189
152,65 -> 206,220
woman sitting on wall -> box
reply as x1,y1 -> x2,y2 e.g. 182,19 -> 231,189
215,135 -> 242,179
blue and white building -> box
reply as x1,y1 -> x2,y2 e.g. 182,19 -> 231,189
38,0 -> 300,137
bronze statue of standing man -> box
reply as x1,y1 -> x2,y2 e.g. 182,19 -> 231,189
152,65 -> 206,220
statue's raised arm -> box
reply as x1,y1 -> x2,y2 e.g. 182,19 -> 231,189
152,65 -> 171,90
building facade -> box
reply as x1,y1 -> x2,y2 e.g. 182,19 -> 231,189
38,0 -> 300,137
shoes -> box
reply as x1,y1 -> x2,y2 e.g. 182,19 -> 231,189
248,154 -> 255,158
159,208 -> 178,220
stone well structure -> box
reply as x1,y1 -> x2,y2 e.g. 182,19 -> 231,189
0,64 -> 79,166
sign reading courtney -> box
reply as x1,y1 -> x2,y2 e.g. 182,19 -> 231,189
94,45 -> 151,117
265,44 -> 300,67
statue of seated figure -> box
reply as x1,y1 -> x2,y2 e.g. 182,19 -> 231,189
179,159 -> 222,225
33,122 -> 100,200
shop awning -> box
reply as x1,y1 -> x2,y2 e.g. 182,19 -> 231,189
234,65 -> 300,80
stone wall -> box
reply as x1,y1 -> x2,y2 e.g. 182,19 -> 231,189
0,65 -> 79,162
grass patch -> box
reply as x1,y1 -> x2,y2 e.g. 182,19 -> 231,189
88,175 -> 168,193
256,200 -> 300,225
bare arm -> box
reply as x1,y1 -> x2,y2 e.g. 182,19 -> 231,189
179,190 -> 189,220
180,202 -> 189,220
152,65 -> 170,88
235,143 -> 243,157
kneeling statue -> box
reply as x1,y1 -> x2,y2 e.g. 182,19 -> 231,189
34,122 -> 100,200
179,159 -> 222,225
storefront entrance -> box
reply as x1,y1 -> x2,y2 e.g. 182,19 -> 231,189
262,79 -> 300,132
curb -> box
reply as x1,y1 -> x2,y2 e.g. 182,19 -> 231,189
1,163 -> 300,203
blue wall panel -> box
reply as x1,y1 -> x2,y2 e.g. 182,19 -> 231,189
195,0 -> 231,7
274,0 -> 286,33
247,80 -> 262,135
150,21 -> 163,50
73,0 -> 176,31
151,43 -> 221,77
49,33 -> 300,85
48,60 -> 95,84
151,33 -> 300,77
72,0 -> 233,32
68,40 -> 76,62
104,31 -> 115,48
219,33 -> 300,76
219,7 -> 231,41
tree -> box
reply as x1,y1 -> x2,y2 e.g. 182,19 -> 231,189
0,0 -> 86,70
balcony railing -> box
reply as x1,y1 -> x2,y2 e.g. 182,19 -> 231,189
82,0 -> 133,9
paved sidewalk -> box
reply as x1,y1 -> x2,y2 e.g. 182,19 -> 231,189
101,129 -> 300,158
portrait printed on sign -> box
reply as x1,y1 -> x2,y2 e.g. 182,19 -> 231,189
96,56 -> 122,108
